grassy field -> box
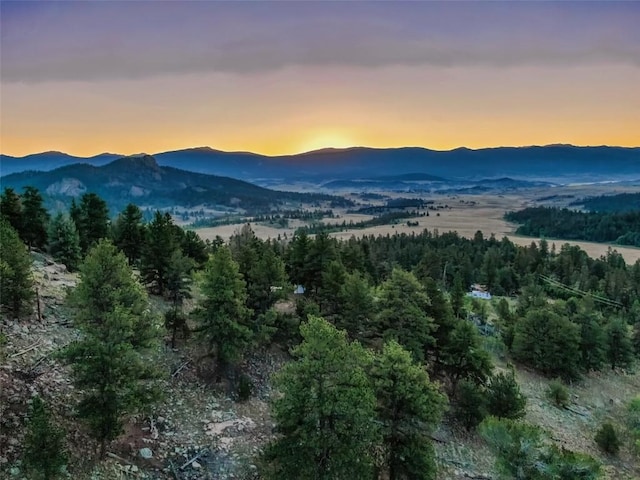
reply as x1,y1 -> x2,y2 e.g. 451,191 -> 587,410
194,188 -> 640,264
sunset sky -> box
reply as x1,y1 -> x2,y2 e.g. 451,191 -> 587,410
1,1 -> 639,157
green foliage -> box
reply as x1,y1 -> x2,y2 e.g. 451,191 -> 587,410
63,240 -> 161,456
547,379 -> 570,408
0,219 -> 34,318
454,379 -> 488,430
47,213 -> 82,271
192,246 -> 253,369
480,417 -> 601,480
376,268 -> 436,363
262,316 -> 378,479
506,206 -> 640,246
21,186 -> 50,250
441,319 -> 493,393
480,417 -> 546,480
486,370 -> 527,420
512,308 -> 581,380
140,211 -> 180,295
111,203 -> 145,265
594,422 -> 621,456
628,397 -> 640,456
335,270 -> 375,342
73,192 -> 110,253
23,396 -> 67,480
450,275 -> 466,319
372,340 -> 447,480
0,187 -> 23,234
605,319 -> 634,370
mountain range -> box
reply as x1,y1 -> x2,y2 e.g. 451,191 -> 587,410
2,145 -> 639,184
0,155 -> 348,213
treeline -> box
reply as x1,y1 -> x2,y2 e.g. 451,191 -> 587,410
189,209 -> 335,229
505,206 -> 640,246
572,192 -> 640,213
298,211 -> 425,235
3,185 -> 640,478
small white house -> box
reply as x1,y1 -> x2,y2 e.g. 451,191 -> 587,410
469,290 -> 492,300
294,285 -> 305,295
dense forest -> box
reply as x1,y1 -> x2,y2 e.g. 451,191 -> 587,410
2,186 -> 640,479
505,206 -> 640,247
572,192 -> 640,214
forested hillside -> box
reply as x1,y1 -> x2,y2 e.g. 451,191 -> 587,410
2,186 -> 640,479
505,206 -> 640,247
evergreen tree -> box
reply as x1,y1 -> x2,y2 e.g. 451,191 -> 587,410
164,249 -> 194,348
23,396 -> 67,480
47,213 -> 82,271
376,268 -> 436,362
0,219 -> 34,318
372,341 -> 447,480
305,232 -> 338,294
512,308 -> 581,380
192,246 -> 253,373
318,259 -> 347,317
605,319 -> 634,370
0,187 -> 23,234
455,380 -> 488,430
63,240 -> 161,457
486,370 -> 527,420
21,186 -> 49,250
286,230 -> 311,288
262,316 -> 378,479
450,275 -> 466,319
335,271 -> 375,341
111,203 -> 145,265
140,211 -> 179,295
441,319 -> 493,393
74,193 -> 110,253
575,315 -> 607,371
180,229 -> 208,266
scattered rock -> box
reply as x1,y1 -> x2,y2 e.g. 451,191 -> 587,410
139,447 -> 153,459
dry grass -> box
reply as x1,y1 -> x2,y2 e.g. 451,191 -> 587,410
194,189 -> 640,264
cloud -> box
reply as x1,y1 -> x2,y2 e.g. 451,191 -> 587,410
1,1 -> 639,83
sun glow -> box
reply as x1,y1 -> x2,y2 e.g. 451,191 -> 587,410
296,131 -> 357,153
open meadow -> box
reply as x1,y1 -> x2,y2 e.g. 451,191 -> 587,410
194,185 -> 640,264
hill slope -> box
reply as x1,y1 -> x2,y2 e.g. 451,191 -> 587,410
0,155 -> 347,212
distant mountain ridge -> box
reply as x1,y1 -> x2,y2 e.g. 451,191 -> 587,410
2,145 -> 639,183
0,155 -> 347,212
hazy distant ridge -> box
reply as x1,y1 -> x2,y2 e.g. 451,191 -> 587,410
2,145 -> 639,182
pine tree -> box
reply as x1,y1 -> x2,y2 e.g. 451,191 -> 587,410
0,219 -> 34,318
376,268 -> 436,363
21,186 -> 49,250
140,211 -> 179,295
335,270 -> 375,341
0,187 -> 23,234
486,370 -> 527,420
606,319 -> 634,370
63,240 -> 161,457
372,341 -> 447,480
455,380 -> 488,430
441,319 -> 493,393
191,246 -> 253,373
262,316 -> 378,479
74,193 -> 110,253
111,203 -> 145,265
23,396 -> 67,480
47,213 -> 82,271
512,308 -> 581,380
450,275 -> 466,319
164,249 -> 194,348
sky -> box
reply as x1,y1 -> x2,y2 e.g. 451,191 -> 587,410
1,1 -> 639,157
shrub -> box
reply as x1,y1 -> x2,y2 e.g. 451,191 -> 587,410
486,371 -> 526,420
23,396 -> 67,479
595,422 -> 621,455
455,380 -> 488,430
547,379 -> 569,408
